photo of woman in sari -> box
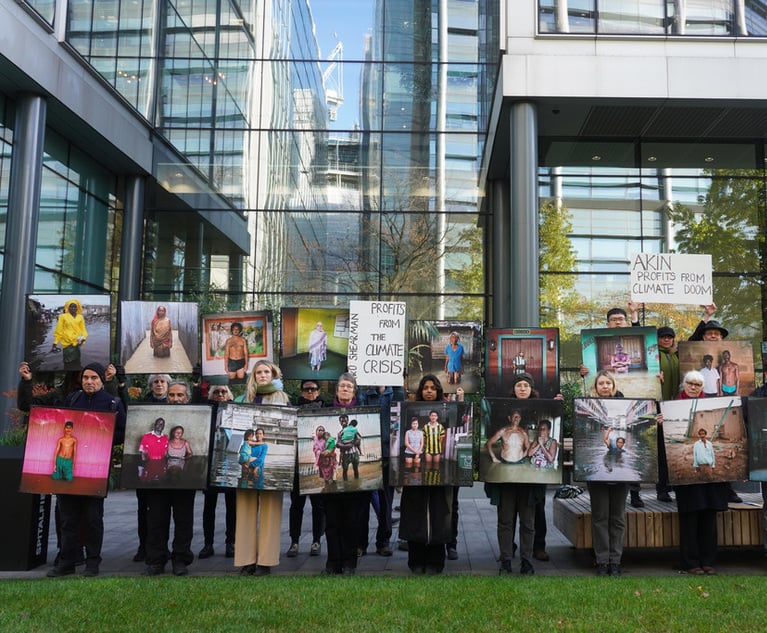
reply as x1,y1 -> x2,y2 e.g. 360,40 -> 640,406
150,306 -> 173,358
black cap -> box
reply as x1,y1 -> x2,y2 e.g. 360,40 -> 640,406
657,326 -> 676,338
700,320 -> 729,339
81,362 -> 106,383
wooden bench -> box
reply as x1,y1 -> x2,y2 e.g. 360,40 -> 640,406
553,491 -> 764,549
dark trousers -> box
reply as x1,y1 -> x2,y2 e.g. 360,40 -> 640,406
324,492 -> 368,572
656,433 -> 671,495
145,489 -> 196,566
533,498 -> 547,552
135,489 -> 148,549
678,509 -> 718,569
288,489 -> 325,543
408,542 -> 446,573
202,489 -> 236,546
448,487 -> 459,550
360,464 -> 393,549
57,494 -> 104,570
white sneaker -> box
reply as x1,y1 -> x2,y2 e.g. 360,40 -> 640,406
286,543 -> 299,558
310,542 -> 321,556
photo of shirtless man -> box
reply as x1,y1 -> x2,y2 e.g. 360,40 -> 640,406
224,322 -> 248,381
52,421 -> 77,481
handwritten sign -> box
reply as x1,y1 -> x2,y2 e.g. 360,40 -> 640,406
348,300 -> 406,386
629,253 -> 713,305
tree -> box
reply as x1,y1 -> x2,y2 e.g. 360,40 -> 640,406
667,169 -> 767,341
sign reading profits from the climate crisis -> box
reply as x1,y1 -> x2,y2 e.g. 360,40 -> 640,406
348,300 -> 406,386
629,253 -> 713,305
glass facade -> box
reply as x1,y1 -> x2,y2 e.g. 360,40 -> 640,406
539,142 -> 767,368
539,0 -> 767,35
60,0 -> 490,319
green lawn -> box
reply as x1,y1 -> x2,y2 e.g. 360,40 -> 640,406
0,575 -> 765,632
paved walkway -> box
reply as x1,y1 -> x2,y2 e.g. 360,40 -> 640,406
3,484 -> 766,578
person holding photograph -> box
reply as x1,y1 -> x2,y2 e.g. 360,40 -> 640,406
234,360 -> 289,576
399,374 -> 455,574
587,370 -> 629,576
664,370 -> 728,575
200,385 -> 236,560
487,372 -> 540,575
321,372 -> 371,575
45,363 -> 125,578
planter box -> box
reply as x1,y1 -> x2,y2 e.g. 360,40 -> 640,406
0,446 -> 51,570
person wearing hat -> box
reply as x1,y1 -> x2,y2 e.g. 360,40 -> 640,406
689,304 -> 729,341
47,363 -> 126,577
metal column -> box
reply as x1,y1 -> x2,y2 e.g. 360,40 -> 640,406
509,102 -> 539,327
0,94 -> 47,432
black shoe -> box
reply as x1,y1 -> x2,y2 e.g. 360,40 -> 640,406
198,545 -> 214,559
356,548 -> 366,558
82,566 -> 99,577
225,543 -> 235,558
253,565 -> 271,576
397,540 -> 409,552
499,559 -> 512,575
132,546 -> 146,562
657,492 -> 673,503
728,491 -> 743,503
143,564 -> 165,576
533,550 -> 550,562
172,561 -> 188,576
46,566 -> 75,578
596,564 -> 610,576
446,547 -> 458,560
240,564 -> 257,576
609,563 -> 622,576
341,567 -> 356,576
630,492 -> 645,508
376,545 -> 393,557
520,559 -> 535,575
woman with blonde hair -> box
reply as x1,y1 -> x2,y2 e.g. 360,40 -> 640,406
234,360 -> 289,575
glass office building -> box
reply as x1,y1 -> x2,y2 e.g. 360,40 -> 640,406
3,0 -> 767,424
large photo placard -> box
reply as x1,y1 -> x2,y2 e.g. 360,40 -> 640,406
581,326 -> 661,400
120,301 -> 199,373
210,403 -> 297,491
390,401 -> 473,487
348,300 -> 406,386
485,327 -> 559,398
121,404 -> 211,490
296,407 -> 383,495
25,294 -> 111,372
20,406 -> 115,497
201,311 -> 274,383
573,398 -> 658,483
279,307 -> 349,381
479,399 -> 563,484
660,396 -> 747,485
406,321 -> 482,396
677,340 -> 755,397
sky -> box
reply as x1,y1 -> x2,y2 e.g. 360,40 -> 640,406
309,0 -> 375,132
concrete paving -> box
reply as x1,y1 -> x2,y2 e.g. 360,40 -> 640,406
3,484 -> 766,579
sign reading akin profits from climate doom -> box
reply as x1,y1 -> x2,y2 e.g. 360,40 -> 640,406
629,253 -> 713,305
347,300 -> 406,386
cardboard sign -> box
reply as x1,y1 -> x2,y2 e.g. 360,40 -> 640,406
629,253 -> 713,304
348,300 -> 406,385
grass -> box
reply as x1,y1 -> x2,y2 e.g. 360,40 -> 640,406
0,575 -> 765,632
